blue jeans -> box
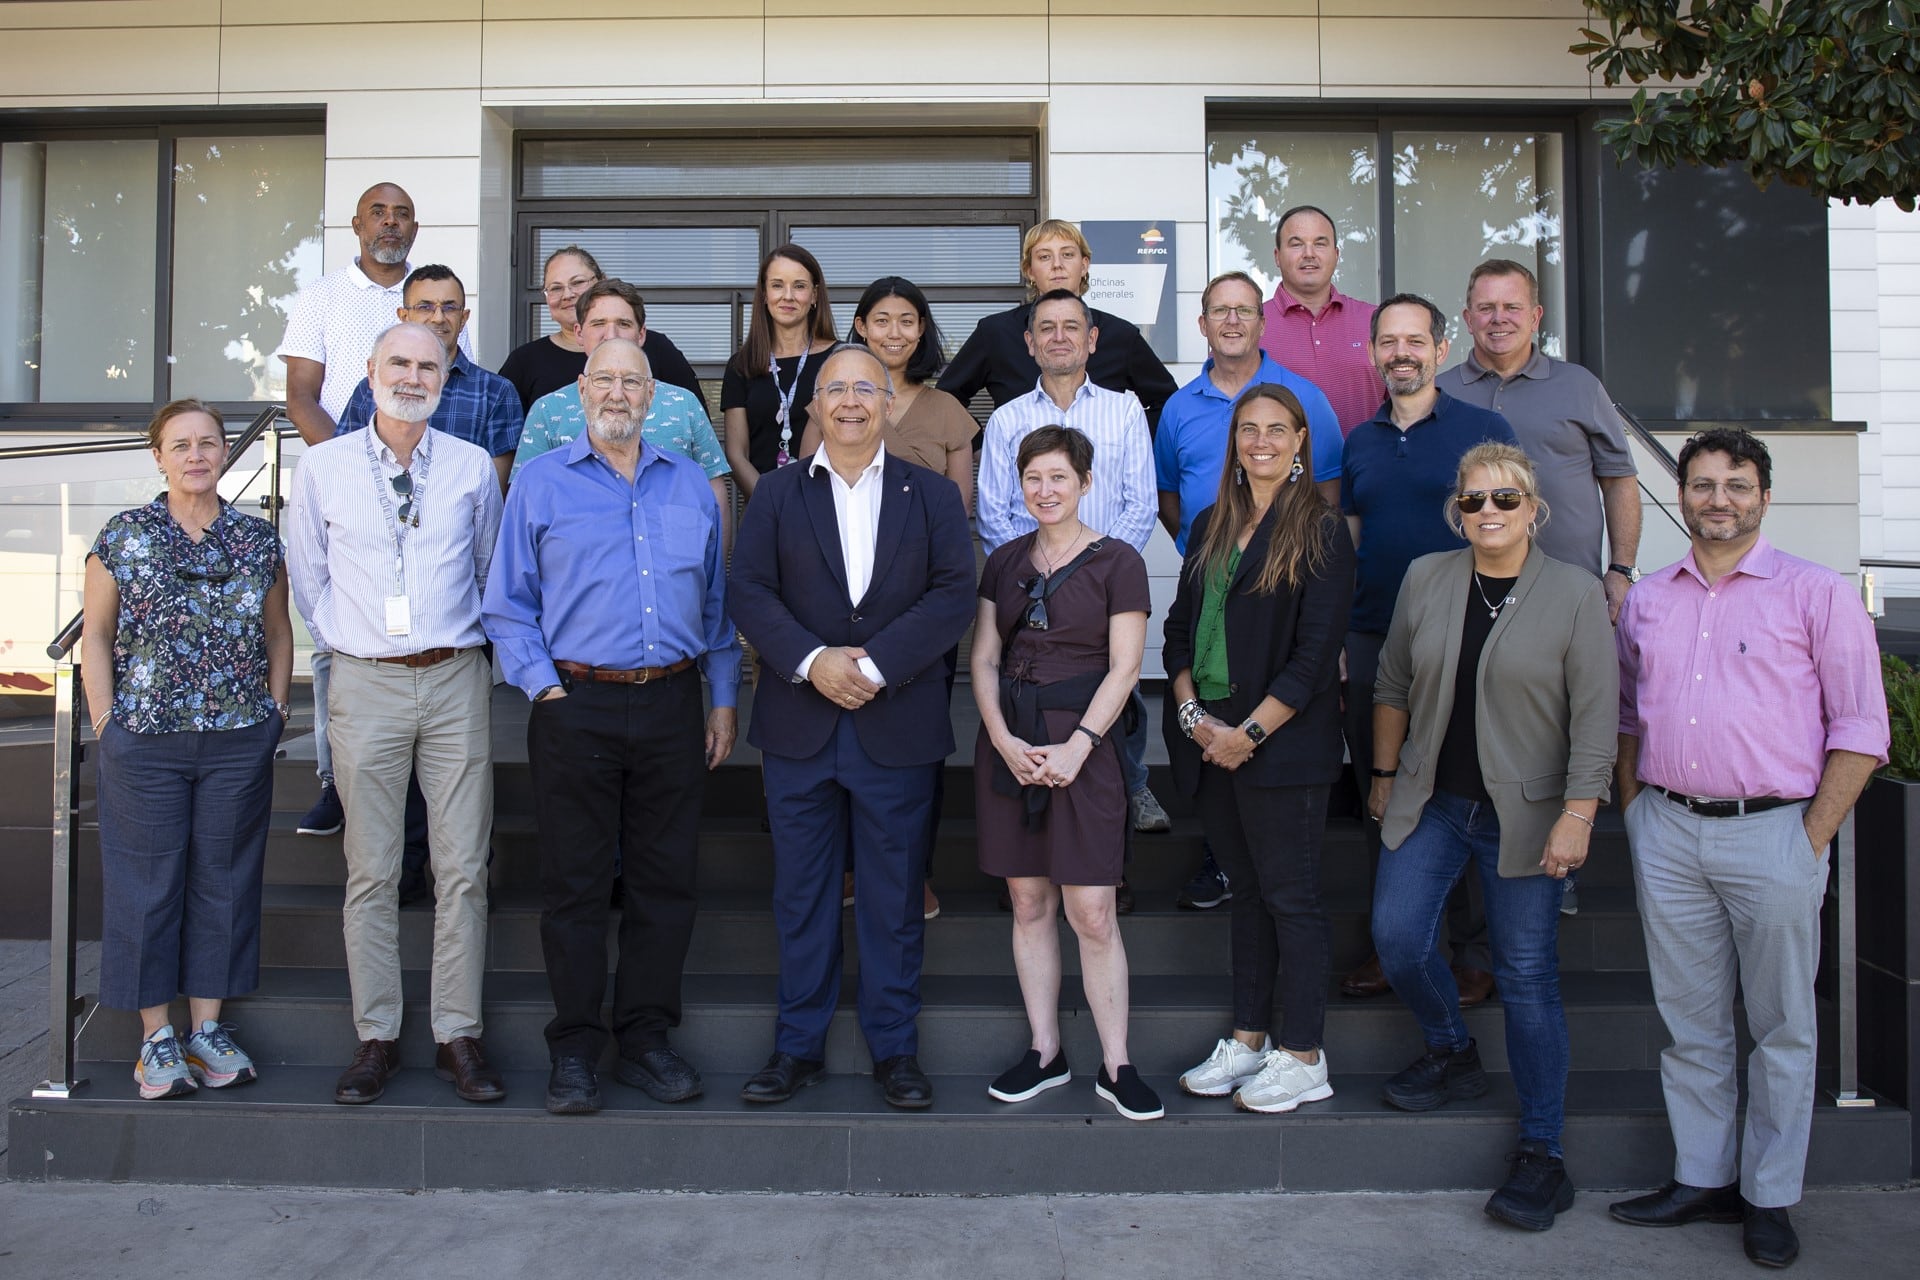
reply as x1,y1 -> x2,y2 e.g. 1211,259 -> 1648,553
1121,685 -> 1148,796
1372,788 -> 1568,1153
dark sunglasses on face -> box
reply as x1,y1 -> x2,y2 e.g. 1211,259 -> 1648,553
1455,488 -> 1528,514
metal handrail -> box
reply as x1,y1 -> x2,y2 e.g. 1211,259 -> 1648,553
1615,402 -> 1682,480
34,404 -> 289,1098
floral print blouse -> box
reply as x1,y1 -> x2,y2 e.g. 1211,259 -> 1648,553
89,497 -> 282,734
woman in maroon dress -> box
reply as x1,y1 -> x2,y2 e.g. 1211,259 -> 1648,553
970,425 -> 1162,1121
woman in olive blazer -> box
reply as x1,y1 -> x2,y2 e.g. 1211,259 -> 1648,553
1161,384 -> 1354,1115
1367,442 -> 1617,1232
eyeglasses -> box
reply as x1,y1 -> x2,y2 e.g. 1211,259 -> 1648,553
1455,488 -> 1529,513
406,301 -> 465,318
173,521 -> 236,583
585,373 -> 654,394
1684,478 -> 1760,499
1205,305 -> 1260,323
1019,574 -> 1052,631
820,380 -> 886,401
542,275 -> 597,299
390,469 -> 419,527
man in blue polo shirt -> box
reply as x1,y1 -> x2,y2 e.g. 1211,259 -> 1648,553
1155,270 -> 1344,909
1339,293 -> 1518,1003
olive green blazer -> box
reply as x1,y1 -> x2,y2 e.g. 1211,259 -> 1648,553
1375,544 -> 1618,878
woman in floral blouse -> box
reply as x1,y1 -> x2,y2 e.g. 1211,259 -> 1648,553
81,398 -> 292,1100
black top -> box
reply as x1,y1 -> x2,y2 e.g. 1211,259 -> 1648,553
496,331 -> 704,415
1433,569 -> 1519,804
721,350 -> 827,476
939,302 -> 1179,432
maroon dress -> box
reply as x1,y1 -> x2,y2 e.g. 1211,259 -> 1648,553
974,534 -> 1151,885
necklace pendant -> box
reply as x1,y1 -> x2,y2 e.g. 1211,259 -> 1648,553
1488,607 -> 1499,620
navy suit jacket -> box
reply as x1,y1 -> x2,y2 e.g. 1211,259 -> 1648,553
731,450 -> 976,766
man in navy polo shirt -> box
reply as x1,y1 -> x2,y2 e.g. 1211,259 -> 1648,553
1339,293 -> 1518,1001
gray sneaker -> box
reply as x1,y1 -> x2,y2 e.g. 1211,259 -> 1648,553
136,1025 -> 198,1100
186,1020 -> 258,1088
1129,788 -> 1172,834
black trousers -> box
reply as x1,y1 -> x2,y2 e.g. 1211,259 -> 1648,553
1200,769 -> 1331,1051
528,670 -> 706,1061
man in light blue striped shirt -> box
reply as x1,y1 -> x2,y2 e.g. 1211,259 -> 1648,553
977,290 -> 1170,840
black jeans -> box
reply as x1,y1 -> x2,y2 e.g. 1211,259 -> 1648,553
1200,769 -> 1331,1052
528,670 -> 706,1061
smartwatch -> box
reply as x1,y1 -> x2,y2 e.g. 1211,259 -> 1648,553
1240,718 -> 1267,746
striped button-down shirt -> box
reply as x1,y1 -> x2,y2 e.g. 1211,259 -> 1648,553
287,426 -> 502,658
977,377 -> 1155,554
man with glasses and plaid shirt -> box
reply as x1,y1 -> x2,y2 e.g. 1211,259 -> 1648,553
288,321 -> 506,1109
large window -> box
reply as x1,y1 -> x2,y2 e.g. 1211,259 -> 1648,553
1207,118 -> 1570,362
515,132 -> 1039,388
0,124 -> 323,417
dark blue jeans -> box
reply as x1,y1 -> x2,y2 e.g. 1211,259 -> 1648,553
1372,788 -> 1568,1153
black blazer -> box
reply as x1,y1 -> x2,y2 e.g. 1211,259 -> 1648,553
1161,503 -> 1355,794
729,450 -> 976,766
939,303 -> 1179,429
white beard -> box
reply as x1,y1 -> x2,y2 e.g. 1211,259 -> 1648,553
374,381 -> 438,424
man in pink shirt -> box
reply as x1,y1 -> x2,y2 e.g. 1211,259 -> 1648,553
1610,428 -> 1887,1269
1258,205 -> 1381,435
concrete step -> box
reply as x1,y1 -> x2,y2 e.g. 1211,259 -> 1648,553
11,1065 -> 1907,1193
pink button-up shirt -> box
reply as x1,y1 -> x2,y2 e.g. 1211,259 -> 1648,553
1617,536 -> 1888,799
1259,284 -> 1382,436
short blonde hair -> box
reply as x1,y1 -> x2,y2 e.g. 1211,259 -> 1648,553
1021,219 -> 1092,298
1445,441 -> 1551,536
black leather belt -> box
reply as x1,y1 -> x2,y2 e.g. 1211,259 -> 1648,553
1651,786 -> 1806,818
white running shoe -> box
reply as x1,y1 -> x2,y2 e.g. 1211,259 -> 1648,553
1178,1036 -> 1271,1098
1234,1048 -> 1334,1114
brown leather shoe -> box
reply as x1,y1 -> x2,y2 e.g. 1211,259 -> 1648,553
435,1035 -> 506,1103
1453,966 -> 1497,1008
1340,955 -> 1392,999
334,1038 -> 399,1105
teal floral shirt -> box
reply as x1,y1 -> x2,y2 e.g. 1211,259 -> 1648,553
510,382 -> 730,483
89,498 -> 282,734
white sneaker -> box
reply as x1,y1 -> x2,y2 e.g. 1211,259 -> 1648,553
1179,1036 -> 1271,1098
1234,1048 -> 1334,1114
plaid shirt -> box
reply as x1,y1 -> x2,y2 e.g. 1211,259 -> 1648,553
335,349 -> 524,457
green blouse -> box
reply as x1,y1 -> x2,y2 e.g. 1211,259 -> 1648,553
1191,545 -> 1240,701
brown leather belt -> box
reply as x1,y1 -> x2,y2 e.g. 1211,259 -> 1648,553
370,646 -> 468,669
555,657 -> 696,685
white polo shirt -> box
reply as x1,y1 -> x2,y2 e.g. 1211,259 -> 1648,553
275,258 -> 477,422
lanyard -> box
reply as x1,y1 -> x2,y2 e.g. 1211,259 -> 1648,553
366,428 -> 430,591
770,346 -> 812,467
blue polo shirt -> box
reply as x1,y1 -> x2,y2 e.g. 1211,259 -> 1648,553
1153,354 -> 1344,554
1340,390 -> 1517,634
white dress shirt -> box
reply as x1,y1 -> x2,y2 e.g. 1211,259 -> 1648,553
977,376 -> 1156,554
275,258 -> 477,421
287,425 -> 503,658
795,444 -> 888,686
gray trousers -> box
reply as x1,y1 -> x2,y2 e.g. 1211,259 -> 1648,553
1625,787 -> 1827,1208
328,648 -> 493,1043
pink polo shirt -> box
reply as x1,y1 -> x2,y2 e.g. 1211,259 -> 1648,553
1617,536 -> 1888,799
1259,284 -> 1382,436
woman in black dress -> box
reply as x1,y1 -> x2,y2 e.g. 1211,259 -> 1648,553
971,425 -> 1162,1122
721,244 -> 836,499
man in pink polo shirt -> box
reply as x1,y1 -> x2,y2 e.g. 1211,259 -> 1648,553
1610,428 -> 1887,1269
1258,205 -> 1382,435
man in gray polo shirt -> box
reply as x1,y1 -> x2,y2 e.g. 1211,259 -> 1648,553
1437,259 -> 1642,622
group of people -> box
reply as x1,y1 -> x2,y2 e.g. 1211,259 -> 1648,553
80,182 -> 1886,1266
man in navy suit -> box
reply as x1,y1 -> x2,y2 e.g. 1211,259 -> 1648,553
730,344 -> 976,1110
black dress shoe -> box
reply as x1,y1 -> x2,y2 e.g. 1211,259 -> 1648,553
873,1054 -> 933,1109
615,1045 -> 703,1103
1609,1179 -> 1744,1227
546,1054 -> 601,1115
740,1052 -> 825,1104
1743,1205 -> 1799,1268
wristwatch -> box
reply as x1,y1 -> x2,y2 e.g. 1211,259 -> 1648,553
534,684 -> 564,702
1607,562 -> 1641,584
1240,718 -> 1267,746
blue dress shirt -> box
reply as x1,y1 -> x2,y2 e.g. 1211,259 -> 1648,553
482,432 -> 741,705
1153,353 -> 1345,554
336,349 -> 524,458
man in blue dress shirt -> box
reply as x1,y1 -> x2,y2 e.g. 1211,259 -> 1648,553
482,338 -> 741,1116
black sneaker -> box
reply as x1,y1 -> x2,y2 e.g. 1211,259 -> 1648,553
1485,1140 -> 1575,1230
1382,1039 -> 1489,1111
988,1049 -> 1071,1102
297,781 -> 344,836
1094,1064 -> 1164,1121
1176,864 -> 1230,910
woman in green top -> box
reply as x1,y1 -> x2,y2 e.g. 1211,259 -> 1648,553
1160,383 -> 1354,1115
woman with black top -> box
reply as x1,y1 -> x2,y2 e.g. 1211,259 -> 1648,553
1368,441 -> 1617,1232
722,244 -> 836,499
941,219 -> 1177,425
1162,384 -> 1353,1115
497,244 -> 703,413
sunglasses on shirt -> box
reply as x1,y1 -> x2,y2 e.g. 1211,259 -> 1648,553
391,470 -> 419,527
1455,488 -> 1529,514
